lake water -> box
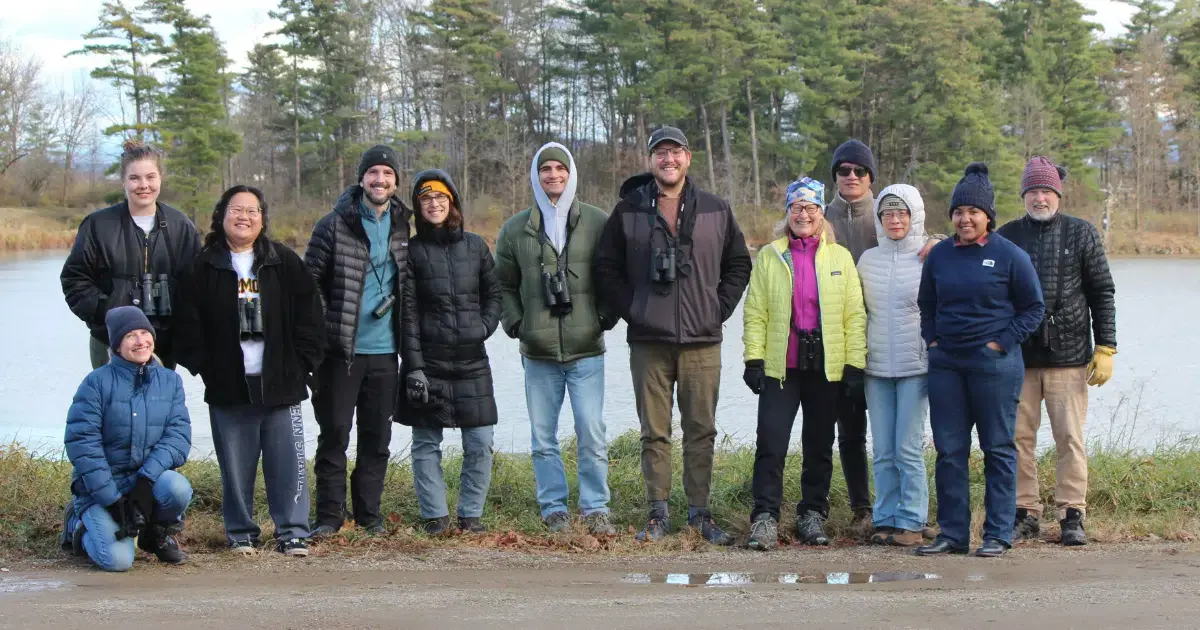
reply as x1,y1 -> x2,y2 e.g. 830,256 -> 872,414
2,252 -> 1197,458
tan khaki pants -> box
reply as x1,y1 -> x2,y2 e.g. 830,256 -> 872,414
630,342 -> 721,508
1015,366 -> 1089,520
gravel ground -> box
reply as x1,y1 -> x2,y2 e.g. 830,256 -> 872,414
2,541 -> 1199,629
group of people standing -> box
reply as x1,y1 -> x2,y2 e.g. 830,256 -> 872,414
55,126 -> 1115,572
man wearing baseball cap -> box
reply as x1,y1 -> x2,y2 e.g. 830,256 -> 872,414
594,126 -> 752,545
304,144 -> 413,538
997,156 -> 1117,547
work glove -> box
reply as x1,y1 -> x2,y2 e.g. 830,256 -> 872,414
406,370 -> 430,404
1087,346 -> 1116,387
842,366 -> 866,399
129,476 -> 156,523
743,360 -> 766,395
105,496 -> 142,541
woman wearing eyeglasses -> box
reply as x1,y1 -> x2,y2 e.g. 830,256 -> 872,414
398,169 -> 503,536
856,184 -> 931,547
742,176 -> 867,551
174,185 -> 325,557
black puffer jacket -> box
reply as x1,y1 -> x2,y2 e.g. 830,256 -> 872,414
304,185 -> 411,362
998,212 -> 1117,368
174,241 -> 325,407
60,201 -> 202,352
397,170 -> 502,429
593,173 -> 752,344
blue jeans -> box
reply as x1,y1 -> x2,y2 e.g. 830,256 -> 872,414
523,355 -> 610,519
78,470 -> 192,572
411,426 -> 494,519
866,374 -> 930,532
928,345 -> 1024,547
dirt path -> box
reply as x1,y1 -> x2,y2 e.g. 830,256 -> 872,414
3,542 -> 1199,629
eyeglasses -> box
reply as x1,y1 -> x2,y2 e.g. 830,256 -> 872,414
228,205 -> 261,218
420,193 -> 450,207
652,147 -> 687,161
880,209 -> 910,221
836,165 -> 869,179
789,204 -> 823,216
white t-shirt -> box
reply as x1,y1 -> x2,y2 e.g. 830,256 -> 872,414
231,250 -> 265,376
131,214 -> 155,234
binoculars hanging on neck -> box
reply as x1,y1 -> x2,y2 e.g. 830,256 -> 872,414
238,297 -> 264,341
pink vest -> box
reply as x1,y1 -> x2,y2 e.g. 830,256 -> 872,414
786,235 -> 821,369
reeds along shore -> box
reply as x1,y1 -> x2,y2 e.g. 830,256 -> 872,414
4,430 -> 1200,559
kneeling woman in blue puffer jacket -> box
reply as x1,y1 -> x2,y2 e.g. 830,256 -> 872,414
63,306 -> 193,571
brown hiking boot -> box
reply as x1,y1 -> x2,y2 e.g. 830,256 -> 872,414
850,508 -> 874,540
869,526 -> 894,545
886,529 -> 923,547
922,523 -> 939,540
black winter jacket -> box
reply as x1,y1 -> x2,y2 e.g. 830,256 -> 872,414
997,213 -> 1117,368
397,170 -> 502,429
593,174 -> 752,344
60,201 -> 202,352
174,241 -> 325,407
303,186 -> 412,363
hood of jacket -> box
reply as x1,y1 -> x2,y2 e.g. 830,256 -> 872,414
411,169 -> 465,239
873,184 -> 927,255
531,143 -> 578,248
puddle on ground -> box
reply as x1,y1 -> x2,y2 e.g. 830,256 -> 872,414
0,576 -> 67,595
622,572 -> 941,586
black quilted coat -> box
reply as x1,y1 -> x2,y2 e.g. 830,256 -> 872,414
397,170 -> 502,429
303,185 -> 412,363
997,212 -> 1117,368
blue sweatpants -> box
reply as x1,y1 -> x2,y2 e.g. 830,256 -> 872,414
928,344 -> 1024,548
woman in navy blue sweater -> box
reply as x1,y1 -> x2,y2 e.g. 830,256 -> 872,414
915,163 -> 1045,558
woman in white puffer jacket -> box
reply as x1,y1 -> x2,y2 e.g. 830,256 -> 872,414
856,184 -> 930,547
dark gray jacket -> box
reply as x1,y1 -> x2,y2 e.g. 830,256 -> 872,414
593,173 -> 752,344
304,185 -> 412,363
826,193 -> 878,264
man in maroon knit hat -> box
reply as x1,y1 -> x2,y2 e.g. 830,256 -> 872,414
997,156 -> 1117,547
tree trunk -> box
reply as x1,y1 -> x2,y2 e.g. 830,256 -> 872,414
293,53 -> 301,207
700,101 -> 716,191
720,101 -> 734,204
746,80 -> 761,211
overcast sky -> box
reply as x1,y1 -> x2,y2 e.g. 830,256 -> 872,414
0,0 -> 1139,152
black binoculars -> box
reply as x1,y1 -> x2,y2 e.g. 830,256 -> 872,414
651,247 -> 677,284
137,273 -> 172,318
795,328 -> 825,372
1035,315 -> 1062,352
542,270 -> 572,315
238,296 -> 264,341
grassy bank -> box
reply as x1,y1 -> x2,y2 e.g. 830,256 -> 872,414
4,430 -> 1199,561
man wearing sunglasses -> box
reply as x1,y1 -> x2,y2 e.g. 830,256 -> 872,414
594,126 -> 752,546
827,139 -> 943,539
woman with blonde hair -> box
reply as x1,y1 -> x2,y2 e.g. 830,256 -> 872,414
742,176 -> 867,550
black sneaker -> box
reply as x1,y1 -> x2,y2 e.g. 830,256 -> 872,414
458,516 -> 487,534
1014,509 -> 1041,541
60,503 -> 74,552
229,539 -> 258,556
422,516 -> 451,536
1059,508 -> 1087,546
545,511 -> 571,533
796,510 -> 830,546
363,524 -> 386,536
310,524 -> 340,539
636,514 -> 671,542
71,521 -> 87,557
746,513 -> 778,551
687,510 -> 732,546
277,538 -> 309,557
139,524 -> 188,565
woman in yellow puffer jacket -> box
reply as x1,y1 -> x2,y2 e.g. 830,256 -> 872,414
742,176 -> 867,551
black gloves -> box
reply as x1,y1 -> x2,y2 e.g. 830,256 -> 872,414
105,496 -> 142,541
743,360 -> 766,395
842,366 -> 865,399
129,476 -> 155,522
407,370 -> 430,404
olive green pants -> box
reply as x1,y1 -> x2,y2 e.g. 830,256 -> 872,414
630,342 -> 721,509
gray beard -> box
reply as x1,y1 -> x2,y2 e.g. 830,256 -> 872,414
1027,208 -> 1057,222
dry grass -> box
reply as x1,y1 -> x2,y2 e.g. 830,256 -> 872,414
5,427 -> 1200,563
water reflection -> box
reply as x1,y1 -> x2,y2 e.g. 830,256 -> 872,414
621,572 -> 941,586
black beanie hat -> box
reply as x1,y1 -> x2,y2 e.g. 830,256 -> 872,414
357,144 -> 400,183
831,139 -> 877,183
949,162 -> 996,224
106,305 -> 155,352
